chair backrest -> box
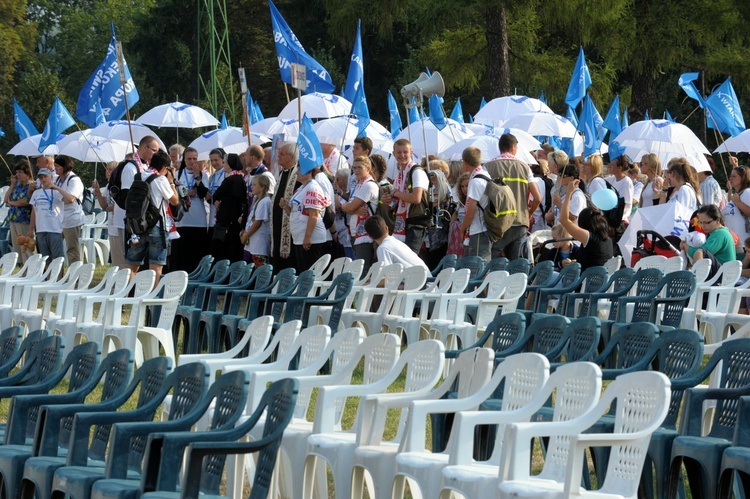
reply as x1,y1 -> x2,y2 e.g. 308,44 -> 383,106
309,253 -> 332,275
598,322 -> 659,369
268,320 -> 303,361
279,325 -> 331,372
15,334 -> 64,386
564,316 -> 601,362
150,272 -> 190,330
665,255 -> 684,273
655,271 -> 697,328
581,266 -> 610,293
528,260 -> 554,285
209,260 -> 232,283
343,259 -> 364,282
690,257 -> 712,285
401,265 -> 428,291
490,312 -> 527,353
267,271 -> 312,321
0,252 -> 18,276
615,268 -> 663,321
603,255 -> 622,275
493,273 -> 528,317
0,326 -> 22,367
521,314 -> 570,358
576,268 -> 634,317
188,255 -> 214,280
0,329 -> 49,377
430,268 -> 456,293
596,371 -> 671,496
431,254 -> 458,277
252,264 -> 274,290
507,258 -> 530,276
456,256 -> 485,280
633,254 -> 668,271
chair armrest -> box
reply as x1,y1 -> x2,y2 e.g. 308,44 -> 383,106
678,385 -> 750,436
5,392 -> 88,445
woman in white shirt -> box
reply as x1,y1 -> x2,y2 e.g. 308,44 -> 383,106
582,154 -> 607,196
665,158 -> 700,212
639,153 -> 664,207
722,165 -> 750,252
557,163 -> 587,223
605,156 -> 635,222
340,156 -> 379,274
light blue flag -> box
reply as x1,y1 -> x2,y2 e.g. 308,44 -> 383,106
0,127 -> 4,138
350,81 -> 370,136
450,98 -> 464,123
269,0 -> 335,94
580,95 -> 603,158
408,103 -> 419,125
602,95 -> 622,137
565,46 -> 592,109
429,94 -> 447,130
220,111 -> 228,129
297,114 -> 324,175
253,101 -> 265,122
644,109 -> 650,120
622,107 -> 629,128
479,97 -> 487,111
343,20 -> 363,103
93,101 -> 106,126
706,77 -> 746,137
387,90 -> 402,137
468,114 -> 474,124
76,33 -> 139,127
13,99 -> 39,140
39,98 -> 76,152
678,72 -> 705,109
566,106 -> 579,128
665,110 -> 675,122
539,91 -> 547,105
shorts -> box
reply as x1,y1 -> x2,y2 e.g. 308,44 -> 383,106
125,225 -> 168,266
36,232 -> 65,260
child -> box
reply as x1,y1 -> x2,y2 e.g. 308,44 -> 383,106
27,168 -> 68,260
540,224 -> 580,271
240,175 -> 272,266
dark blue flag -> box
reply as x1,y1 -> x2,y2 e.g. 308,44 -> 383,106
13,99 -> 39,140
269,0 -> 335,94
76,35 -> 139,127
565,46 -> 592,109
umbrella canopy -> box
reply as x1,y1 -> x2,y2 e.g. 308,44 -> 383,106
256,118 -> 300,140
277,93 -> 353,120
618,201 -> 693,267
188,127 -> 270,160
439,135 -> 538,165
501,112 -> 578,139
8,134 -> 63,156
135,101 -> 219,128
57,130 -> 132,163
613,119 -> 709,156
714,129 -> 750,153
474,95 -> 553,127
313,116 -> 393,150
483,127 -> 543,153
619,144 -> 711,173
394,118 -> 472,158
89,121 -> 166,151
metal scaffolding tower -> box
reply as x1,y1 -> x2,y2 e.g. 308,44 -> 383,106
196,0 -> 236,122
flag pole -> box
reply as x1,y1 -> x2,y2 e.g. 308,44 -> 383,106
680,105 -> 701,124
284,83 -> 291,104
238,67 -> 252,147
706,112 -> 731,180
115,41 -> 136,156
0,155 -> 13,176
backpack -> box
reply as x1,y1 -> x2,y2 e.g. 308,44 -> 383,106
109,159 -> 137,209
601,179 -> 626,229
322,204 -> 335,229
475,174 -> 518,243
366,179 -> 396,234
124,172 -> 162,238
538,175 -> 555,216
59,173 -> 95,215
405,165 -> 432,227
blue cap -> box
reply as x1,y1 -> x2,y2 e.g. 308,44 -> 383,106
37,168 -> 54,177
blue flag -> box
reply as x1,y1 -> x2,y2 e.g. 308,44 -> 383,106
39,98 -> 76,152
387,90 -> 402,138
602,95 -> 622,137
350,81 -> 370,136
408,103 -> 419,125
297,114 -> 324,175
706,77 -> 746,137
479,97 -> 487,111
269,0 -> 335,94
644,109 -> 650,120
622,107 -> 629,128
93,101 -> 106,126
220,111 -> 228,129
566,106 -> 579,128
665,110 -> 674,122
343,20 -> 363,103
468,114 -> 474,124
247,91 -> 263,125
539,91 -> 547,105
580,95 -> 603,158
450,98 -> 464,123
678,72 -> 705,109
0,127 -> 4,138
429,94 -> 447,130
565,46 -> 592,109
253,101 -> 265,122
13,99 -> 39,140
76,35 -> 139,127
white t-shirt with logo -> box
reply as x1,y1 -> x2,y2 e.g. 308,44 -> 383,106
56,173 -> 86,229
176,169 -> 209,228
289,180 -> 331,245
30,188 -> 65,233
349,178 -> 379,244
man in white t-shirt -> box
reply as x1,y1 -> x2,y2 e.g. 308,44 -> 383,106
459,147 -> 491,263
383,139 -> 430,254
53,155 -> 86,264
365,215 -> 429,271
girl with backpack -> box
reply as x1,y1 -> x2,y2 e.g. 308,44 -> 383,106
339,156 -> 379,274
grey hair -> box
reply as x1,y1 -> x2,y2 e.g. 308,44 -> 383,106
282,142 -> 299,164
169,144 -> 185,156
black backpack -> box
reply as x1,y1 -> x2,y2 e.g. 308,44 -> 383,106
601,179 -> 626,229
367,179 -> 396,233
109,159 -> 137,209
538,175 -> 555,216
59,173 -> 95,215
405,165 -> 432,227
124,172 -> 162,237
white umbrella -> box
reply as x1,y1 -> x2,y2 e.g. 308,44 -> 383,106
277,93 -> 353,120
252,117 -> 283,136
261,119 -> 300,140
714,129 -> 750,153
618,201 -> 694,267
188,127 -> 270,160
57,130 -> 131,163
474,95 -> 553,127
8,134 -> 63,156
313,117 -> 394,150
89,121 -> 166,151
395,118 -> 472,158
439,135 -> 538,166
135,101 -> 219,128
619,144 -> 712,173
483,127 -> 543,153
500,112 -> 579,139
613,119 -> 709,155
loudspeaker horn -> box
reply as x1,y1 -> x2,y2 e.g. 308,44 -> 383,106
400,72 -> 445,104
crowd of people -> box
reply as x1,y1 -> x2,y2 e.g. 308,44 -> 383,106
4,131 -> 747,282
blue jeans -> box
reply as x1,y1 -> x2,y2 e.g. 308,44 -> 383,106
125,225 -> 168,266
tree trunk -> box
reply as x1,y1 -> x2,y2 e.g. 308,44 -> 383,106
485,3 -> 510,97
631,70 -> 655,122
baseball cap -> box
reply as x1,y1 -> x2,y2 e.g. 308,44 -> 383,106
37,168 -> 54,177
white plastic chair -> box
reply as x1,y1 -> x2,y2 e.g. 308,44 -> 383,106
382,267 -> 457,334
0,256 -> 61,330
80,213 -> 100,265
302,339 -> 445,499
13,262 -> 95,334
632,254 -> 668,271
0,252 -> 18,277
435,361 -> 602,499
338,263 -> 403,323
351,347 -> 495,499
492,371 -> 671,499
309,256 -> 348,296
388,352 -> 549,499
314,258 -> 365,296
100,270 -> 188,366
685,259 -> 742,328
603,255 -> 622,275
665,255 -> 684,272
54,269 -> 155,354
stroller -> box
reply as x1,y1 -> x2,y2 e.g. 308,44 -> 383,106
630,230 -> 681,267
